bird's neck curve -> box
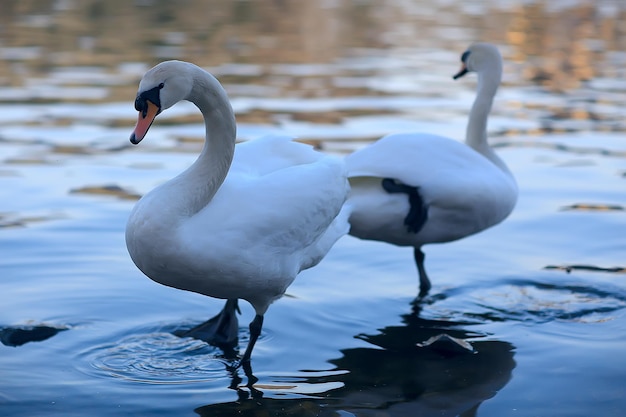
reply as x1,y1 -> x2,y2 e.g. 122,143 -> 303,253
170,69 -> 237,217
464,66 -> 511,175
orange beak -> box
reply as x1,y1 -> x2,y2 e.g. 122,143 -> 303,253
130,100 -> 160,144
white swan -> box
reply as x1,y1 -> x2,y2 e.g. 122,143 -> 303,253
125,60 -> 350,363
346,43 -> 517,296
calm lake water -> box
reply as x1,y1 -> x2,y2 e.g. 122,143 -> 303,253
1,1 -> 625,416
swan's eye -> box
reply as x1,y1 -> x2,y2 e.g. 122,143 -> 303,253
461,50 -> 470,63
134,84 -> 163,115
134,96 -> 145,113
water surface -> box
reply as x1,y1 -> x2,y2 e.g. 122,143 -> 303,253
1,1 -> 625,416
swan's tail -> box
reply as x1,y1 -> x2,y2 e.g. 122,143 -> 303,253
302,202 -> 352,271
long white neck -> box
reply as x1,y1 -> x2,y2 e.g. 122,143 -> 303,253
465,64 -> 512,176
168,69 -> 237,217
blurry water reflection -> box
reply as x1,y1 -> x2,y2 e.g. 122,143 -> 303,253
197,314 -> 515,417
0,1 -> 625,143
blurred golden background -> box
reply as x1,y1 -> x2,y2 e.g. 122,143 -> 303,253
1,1 -> 624,95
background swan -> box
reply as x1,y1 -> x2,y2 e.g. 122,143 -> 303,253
125,60 -> 350,363
346,43 -> 517,296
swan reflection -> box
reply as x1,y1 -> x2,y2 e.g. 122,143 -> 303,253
196,313 -> 515,417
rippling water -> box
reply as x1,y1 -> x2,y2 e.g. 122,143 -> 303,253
1,1 -> 625,416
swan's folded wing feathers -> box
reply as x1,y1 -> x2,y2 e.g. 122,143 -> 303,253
191,151 -> 348,258
249,154 -> 349,249
347,133 -> 509,205
347,133 -> 479,184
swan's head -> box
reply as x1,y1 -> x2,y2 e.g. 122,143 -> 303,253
131,60 -> 194,144
453,43 -> 502,80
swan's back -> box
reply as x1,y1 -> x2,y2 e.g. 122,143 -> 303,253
232,135 -> 323,175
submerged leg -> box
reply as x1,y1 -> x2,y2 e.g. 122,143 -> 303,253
175,299 -> 240,349
240,314 -> 264,364
414,247 -> 431,297
381,178 -> 428,234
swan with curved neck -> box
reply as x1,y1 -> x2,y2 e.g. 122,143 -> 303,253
125,60 -> 350,363
346,43 -> 517,297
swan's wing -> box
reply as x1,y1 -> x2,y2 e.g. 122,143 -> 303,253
186,137 -> 349,272
347,132 -> 513,202
347,133 -> 481,183
228,152 -> 349,249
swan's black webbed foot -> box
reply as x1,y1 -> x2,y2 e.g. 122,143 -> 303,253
382,178 -> 428,234
175,299 -> 240,350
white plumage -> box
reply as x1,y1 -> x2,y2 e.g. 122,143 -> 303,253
125,61 -> 350,363
346,43 -> 517,296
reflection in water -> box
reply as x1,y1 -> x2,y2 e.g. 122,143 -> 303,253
506,2 -> 625,91
69,184 -> 141,200
443,277 -> 626,325
0,0 -> 624,147
1,1 -> 624,70
0,1 -> 624,106
196,314 -> 515,417
327,314 -> 515,417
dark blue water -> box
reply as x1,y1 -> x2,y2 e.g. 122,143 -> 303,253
1,128 -> 625,416
1,1 -> 626,415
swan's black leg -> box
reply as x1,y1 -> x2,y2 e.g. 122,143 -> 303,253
175,299 -> 240,350
414,247 -> 431,297
382,179 -> 432,296
240,314 -> 264,364
381,178 -> 428,234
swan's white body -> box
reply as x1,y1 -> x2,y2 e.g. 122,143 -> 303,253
125,61 -> 350,361
127,135 -> 349,313
347,133 -> 516,245
346,43 -> 517,294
